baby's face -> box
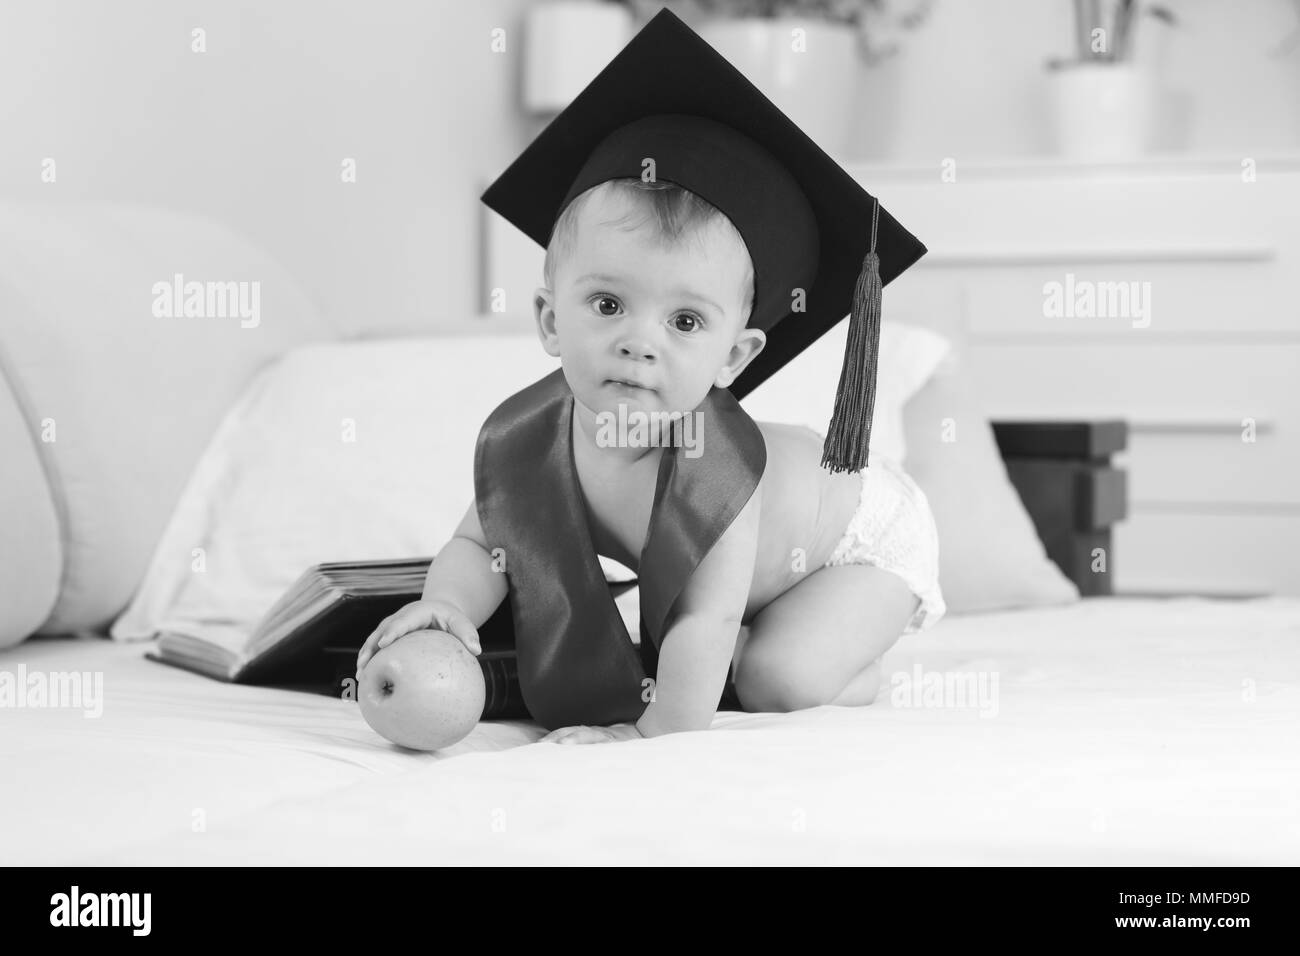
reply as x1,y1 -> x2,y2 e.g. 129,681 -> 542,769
536,189 -> 766,421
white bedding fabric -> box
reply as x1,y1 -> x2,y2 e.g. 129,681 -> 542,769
4,595 -> 1298,865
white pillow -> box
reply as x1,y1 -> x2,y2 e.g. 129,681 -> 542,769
741,319 -> 951,464
901,347 -> 1081,615
111,324 -> 951,642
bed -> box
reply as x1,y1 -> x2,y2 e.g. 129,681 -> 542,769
6,593 -> 1299,866
2,199 -> 1298,866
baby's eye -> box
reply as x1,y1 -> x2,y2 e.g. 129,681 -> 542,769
673,313 -> 703,333
591,295 -> 621,317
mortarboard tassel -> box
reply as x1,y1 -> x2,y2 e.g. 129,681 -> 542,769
821,197 -> 883,474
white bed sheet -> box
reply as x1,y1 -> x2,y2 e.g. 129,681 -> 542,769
3,595 -> 1298,865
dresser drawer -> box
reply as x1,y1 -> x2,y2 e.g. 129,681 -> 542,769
971,342 -> 1300,511
867,164 -> 1297,273
1124,429 -> 1300,507
965,259 -> 1297,336
1115,513 -> 1300,596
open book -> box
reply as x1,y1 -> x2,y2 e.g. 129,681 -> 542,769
144,557 -> 642,721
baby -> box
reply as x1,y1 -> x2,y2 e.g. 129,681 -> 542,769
356,178 -> 946,743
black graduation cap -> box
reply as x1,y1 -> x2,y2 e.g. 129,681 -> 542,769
481,6 -> 927,473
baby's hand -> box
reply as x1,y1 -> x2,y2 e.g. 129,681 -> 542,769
540,724 -> 644,745
356,599 -> 482,672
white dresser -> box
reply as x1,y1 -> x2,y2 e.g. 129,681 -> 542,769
847,153 -> 1300,598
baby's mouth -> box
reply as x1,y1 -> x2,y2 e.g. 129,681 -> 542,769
605,378 -> 655,392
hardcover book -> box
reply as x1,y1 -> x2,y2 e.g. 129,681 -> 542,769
143,557 -> 642,720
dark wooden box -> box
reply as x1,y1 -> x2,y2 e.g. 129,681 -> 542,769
990,420 -> 1129,596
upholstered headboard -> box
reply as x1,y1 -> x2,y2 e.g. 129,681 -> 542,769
0,199 -> 338,646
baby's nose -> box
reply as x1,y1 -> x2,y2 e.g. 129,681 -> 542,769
617,338 -> 657,361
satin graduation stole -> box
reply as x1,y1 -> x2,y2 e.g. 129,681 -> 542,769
473,368 -> 766,731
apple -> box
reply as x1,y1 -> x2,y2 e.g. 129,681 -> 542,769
357,629 -> 485,751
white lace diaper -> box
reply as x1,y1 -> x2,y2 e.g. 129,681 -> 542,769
822,454 -> 947,635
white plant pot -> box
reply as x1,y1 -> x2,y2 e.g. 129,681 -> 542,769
524,1 -> 634,114
1046,63 -> 1157,161
699,17 -> 859,159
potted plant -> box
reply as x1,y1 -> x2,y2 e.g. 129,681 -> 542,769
1045,0 -> 1178,160
621,0 -> 934,159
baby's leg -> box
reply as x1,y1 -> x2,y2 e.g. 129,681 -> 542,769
832,658 -> 884,707
731,563 -> 918,713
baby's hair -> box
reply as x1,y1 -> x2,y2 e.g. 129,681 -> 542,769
544,178 -> 755,325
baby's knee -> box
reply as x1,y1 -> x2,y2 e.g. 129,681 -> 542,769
735,673 -> 819,714
837,659 -> 882,707
733,651 -> 844,713
736,656 -> 883,713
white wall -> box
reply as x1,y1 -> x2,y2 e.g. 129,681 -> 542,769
0,0 -> 534,337
3,0 -> 1297,336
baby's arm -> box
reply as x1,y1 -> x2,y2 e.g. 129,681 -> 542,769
636,482 -> 762,737
355,499 -> 506,669
420,500 -> 508,627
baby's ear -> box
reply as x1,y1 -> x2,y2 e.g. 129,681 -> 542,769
716,328 -> 766,387
534,287 -> 561,358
